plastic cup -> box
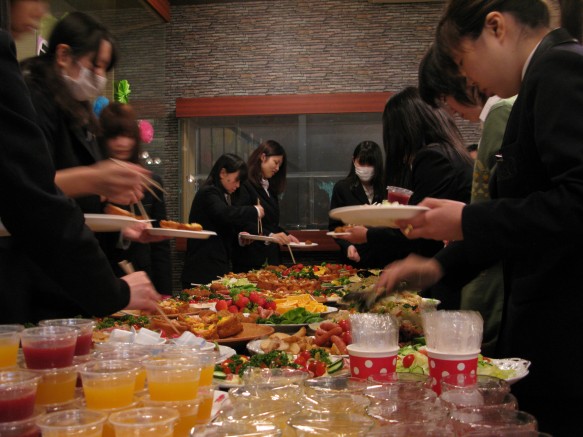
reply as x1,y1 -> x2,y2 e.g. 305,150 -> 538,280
366,422 -> 455,436
287,412 -> 375,436
95,349 -> 150,393
0,412 -> 42,437
426,348 -> 479,395
32,365 -> 78,407
36,409 -> 107,437
465,431 -> 552,437
0,370 -> 41,422
141,394 -> 200,437
367,400 -> 448,426
225,396 -> 301,433
21,326 -> 77,369
303,376 -> 373,395
449,408 -> 538,435
368,371 -> 432,387
347,344 -> 399,379
144,357 -> 201,402
192,419 -> 281,437
39,319 -> 96,356
0,325 -> 24,369
79,360 -> 140,410
108,407 -> 179,437
387,186 -> 413,204
302,392 -> 370,415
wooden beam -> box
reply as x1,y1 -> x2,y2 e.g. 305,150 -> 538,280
143,0 -> 170,22
176,92 -> 392,117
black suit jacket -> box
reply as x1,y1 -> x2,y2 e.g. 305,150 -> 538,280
232,180 -> 285,271
436,29 -> 583,435
0,30 -> 129,323
182,184 -> 258,285
328,178 -> 386,268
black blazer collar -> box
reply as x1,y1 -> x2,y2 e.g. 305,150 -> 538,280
524,28 -> 578,81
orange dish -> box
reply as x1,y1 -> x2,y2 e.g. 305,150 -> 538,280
159,220 -> 203,231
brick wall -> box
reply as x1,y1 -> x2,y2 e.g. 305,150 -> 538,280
93,0 -> 562,291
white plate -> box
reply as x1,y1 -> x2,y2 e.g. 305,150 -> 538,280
147,228 -> 216,239
217,345 -> 237,363
84,214 -> 141,232
329,204 -> 429,228
239,233 -> 278,243
489,358 -> 531,384
326,232 -> 351,237
321,306 -> 339,316
288,242 -> 318,248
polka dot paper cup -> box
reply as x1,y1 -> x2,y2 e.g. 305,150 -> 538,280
426,349 -> 479,395
347,345 -> 399,379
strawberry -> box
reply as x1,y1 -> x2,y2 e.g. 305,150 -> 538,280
264,300 -> 277,311
228,305 -> 239,314
235,295 -> 250,309
215,300 -> 228,311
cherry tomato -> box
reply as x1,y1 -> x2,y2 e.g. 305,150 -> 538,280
338,319 -> 351,332
294,356 -> 308,367
308,360 -> 327,377
402,354 -> 415,368
341,330 -> 352,345
299,351 -> 312,361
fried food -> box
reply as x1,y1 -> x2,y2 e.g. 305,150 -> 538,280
216,313 -> 243,338
160,220 -> 202,231
334,225 -> 354,233
104,204 -> 144,220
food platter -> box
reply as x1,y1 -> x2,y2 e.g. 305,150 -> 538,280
146,228 -> 217,239
214,323 -> 275,346
489,358 -> 531,384
329,204 -> 429,228
258,323 -> 312,334
320,306 -> 339,316
84,214 -> 141,232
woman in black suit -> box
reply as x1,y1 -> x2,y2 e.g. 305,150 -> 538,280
376,1 -> 583,434
182,154 -> 263,287
339,87 -> 473,308
232,140 -> 298,272
329,141 -> 386,268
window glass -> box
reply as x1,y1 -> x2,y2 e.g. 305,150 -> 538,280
180,113 -> 383,229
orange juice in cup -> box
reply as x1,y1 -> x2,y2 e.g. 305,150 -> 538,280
95,349 -> 149,393
0,325 -> 24,369
141,394 -> 200,437
34,366 -> 77,406
145,357 -> 200,402
108,407 -> 179,437
80,360 -> 139,410
193,387 -> 214,425
36,409 -> 107,437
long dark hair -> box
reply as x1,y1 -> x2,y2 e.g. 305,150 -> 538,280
205,153 -> 248,191
98,102 -> 142,164
437,0 -> 550,58
345,141 -> 385,201
21,11 -> 118,130
247,140 -> 287,195
383,87 -> 471,188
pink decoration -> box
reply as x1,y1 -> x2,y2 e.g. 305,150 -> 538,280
138,120 -> 154,144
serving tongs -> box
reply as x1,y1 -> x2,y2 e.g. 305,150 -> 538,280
341,281 -> 414,312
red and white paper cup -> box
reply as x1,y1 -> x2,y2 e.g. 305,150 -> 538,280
347,345 -> 399,379
426,349 -> 479,395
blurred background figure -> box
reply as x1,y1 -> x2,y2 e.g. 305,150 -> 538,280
99,102 -> 172,295
182,153 -> 263,287
328,140 -> 386,268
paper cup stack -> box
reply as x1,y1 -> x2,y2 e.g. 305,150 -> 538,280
422,310 -> 483,394
347,314 -> 399,379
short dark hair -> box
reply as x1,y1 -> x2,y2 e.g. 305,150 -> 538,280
206,153 -> 248,189
247,140 -> 287,195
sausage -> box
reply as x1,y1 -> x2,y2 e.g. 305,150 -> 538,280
330,335 -> 348,355
314,326 -> 342,347
320,321 -> 340,331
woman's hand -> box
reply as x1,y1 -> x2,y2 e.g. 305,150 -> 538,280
347,245 -> 360,263
91,160 -> 151,205
121,222 -> 170,243
337,226 -> 368,244
122,271 -> 161,313
396,198 -> 465,242
255,205 -> 265,219
376,254 -> 443,294
271,232 -> 293,245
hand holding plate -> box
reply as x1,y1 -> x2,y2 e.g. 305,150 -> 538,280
396,198 -> 465,241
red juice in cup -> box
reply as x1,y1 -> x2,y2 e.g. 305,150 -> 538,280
0,391 -> 36,422
74,332 -> 93,356
38,319 -> 96,356
0,370 -> 40,422
20,327 -> 77,370
386,186 -> 413,205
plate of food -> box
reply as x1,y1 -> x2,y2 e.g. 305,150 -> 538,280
84,213 -> 141,232
215,323 -> 275,346
147,228 -> 217,239
329,204 -> 429,228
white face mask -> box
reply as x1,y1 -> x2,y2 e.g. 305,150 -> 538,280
354,164 -> 374,182
63,65 -> 107,101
